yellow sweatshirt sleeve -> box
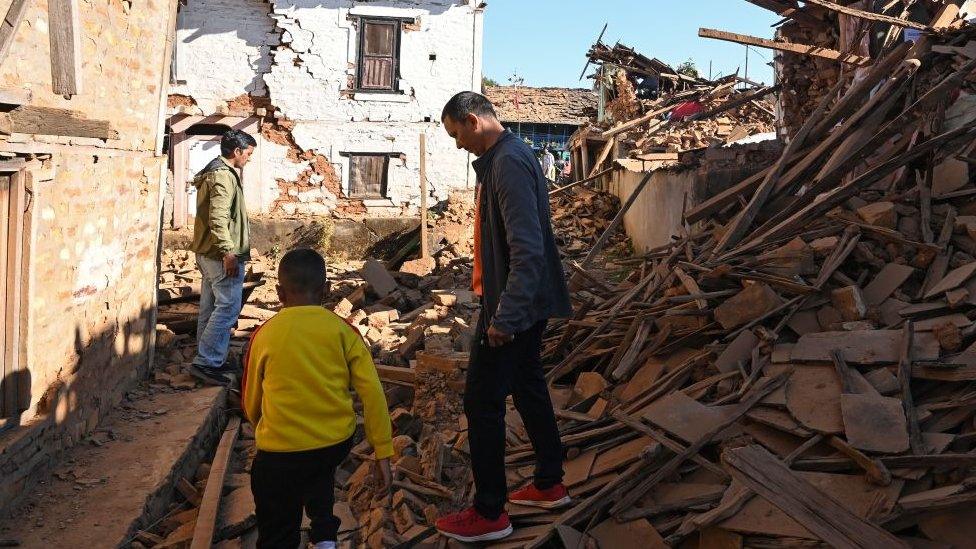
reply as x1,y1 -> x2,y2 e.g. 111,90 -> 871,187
243,336 -> 264,426
345,332 -> 394,459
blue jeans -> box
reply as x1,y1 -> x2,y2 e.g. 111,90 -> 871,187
193,254 -> 246,370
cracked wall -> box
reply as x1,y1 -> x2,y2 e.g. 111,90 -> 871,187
170,0 -> 484,217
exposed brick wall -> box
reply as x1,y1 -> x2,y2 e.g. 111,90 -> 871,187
0,0 -> 174,151
0,0 -> 171,514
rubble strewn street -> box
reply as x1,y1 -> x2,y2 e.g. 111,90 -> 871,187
11,0 -> 976,548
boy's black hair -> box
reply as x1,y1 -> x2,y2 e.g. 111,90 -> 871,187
278,248 -> 326,295
441,91 -> 497,123
220,129 -> 257,158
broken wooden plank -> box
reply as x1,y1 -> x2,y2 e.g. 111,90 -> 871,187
0,105 -> 118,139
589,517 -> 667,549
375,365 -> 416,385
698,28 -> 870,66
715,330 -> 759,374
641,391 -> 734,444
190,416 -> 241,549
863,263 -> 915,306
786,365 -> 845,434
790,330 -> 940,363
804,0 -> 932,31
609,373 -> 788,515
48,0 -> 82,96
0,0 -> 29,66
722,445 -> 908,549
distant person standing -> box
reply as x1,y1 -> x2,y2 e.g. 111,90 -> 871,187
188,129 -> 256,386
541,146 -> 556,181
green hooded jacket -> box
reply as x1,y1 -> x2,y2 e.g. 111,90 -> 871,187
189,156 -> 251,261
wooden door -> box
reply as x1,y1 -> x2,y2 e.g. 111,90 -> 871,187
0,172 -> 25,420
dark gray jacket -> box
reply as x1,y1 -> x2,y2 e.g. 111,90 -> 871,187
473,131 -> 573,334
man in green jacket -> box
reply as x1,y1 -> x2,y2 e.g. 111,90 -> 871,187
188,129 -> 256,385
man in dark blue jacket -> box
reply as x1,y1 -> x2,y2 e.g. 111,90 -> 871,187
435,92 -> 573,543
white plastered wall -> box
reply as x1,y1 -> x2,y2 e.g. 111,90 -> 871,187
171,0 -> 484,214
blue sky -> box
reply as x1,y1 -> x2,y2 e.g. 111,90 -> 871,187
482,0 -> 780,89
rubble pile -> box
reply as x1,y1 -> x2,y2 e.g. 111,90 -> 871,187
579,40 -> 777,159
497,6 -> 976,547
550,186 -> 628,260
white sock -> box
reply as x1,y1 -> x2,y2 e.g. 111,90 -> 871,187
313,541 -> 336,549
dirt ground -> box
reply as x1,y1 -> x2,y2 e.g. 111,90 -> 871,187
0,387 -> 224,547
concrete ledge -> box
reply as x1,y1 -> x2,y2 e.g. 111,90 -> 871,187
0,387 -> 227,547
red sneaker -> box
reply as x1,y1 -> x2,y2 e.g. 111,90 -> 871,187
435,507 -> 513,543
509,483 -> 572,508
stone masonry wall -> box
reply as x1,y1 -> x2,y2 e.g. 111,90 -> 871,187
171,0 -> 484,216
0,0 -> 171,513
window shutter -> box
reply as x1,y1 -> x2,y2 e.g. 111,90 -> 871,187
358,19 -> 398,90
348,155 -> 389,198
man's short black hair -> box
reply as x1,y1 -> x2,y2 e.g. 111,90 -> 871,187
278,248 -> 326,295
441,91 -> 497,122
220,129 -> 257,157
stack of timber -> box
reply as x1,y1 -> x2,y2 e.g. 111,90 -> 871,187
494,5 -> 976,548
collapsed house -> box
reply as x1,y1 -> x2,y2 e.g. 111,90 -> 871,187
483,85 -> 597,154
166,0 -> 486,228
0,0 -> 174,510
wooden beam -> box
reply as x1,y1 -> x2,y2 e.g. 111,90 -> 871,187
419,132 -> 429,260
601,106 -> 671,139
190,416 -> 241,549
0,0 -> 29,67
0,88 -> 29,106
723,445 -> 908,549
48,0 -> 82,95
0,105 -> 117,139
154,0 -> 180,156
803,0 -> 931,31
698,28 -> 870,66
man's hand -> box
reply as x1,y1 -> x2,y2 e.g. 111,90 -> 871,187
373,458 -> 392,503
487,324 -> 514,347
222,253 -> 239,277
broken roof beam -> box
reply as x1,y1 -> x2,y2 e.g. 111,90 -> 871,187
699,28 -> 871,66
743,0 -> 822,25
803,0 -> 932,31
743,0 -> 799,16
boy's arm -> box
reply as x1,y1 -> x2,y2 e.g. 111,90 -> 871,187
242,331 -> 264,425
346,333 -> 394,459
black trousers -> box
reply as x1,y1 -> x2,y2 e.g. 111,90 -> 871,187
250,437 -> 353,548
464,318 -> 565,519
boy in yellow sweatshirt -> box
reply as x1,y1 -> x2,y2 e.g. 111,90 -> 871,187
243,248 -> 393,549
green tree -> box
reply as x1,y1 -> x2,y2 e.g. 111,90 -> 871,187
675,59 -> 699,79
482,76 -> 499,90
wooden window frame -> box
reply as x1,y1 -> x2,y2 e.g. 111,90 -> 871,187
354,16 -> 404,93
341,152 -> 399,199
0,165 -> 32,428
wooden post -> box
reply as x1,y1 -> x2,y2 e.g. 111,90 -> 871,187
580,138 -> 590,179
419,132 -> 429,260
48,0 -> 82,96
